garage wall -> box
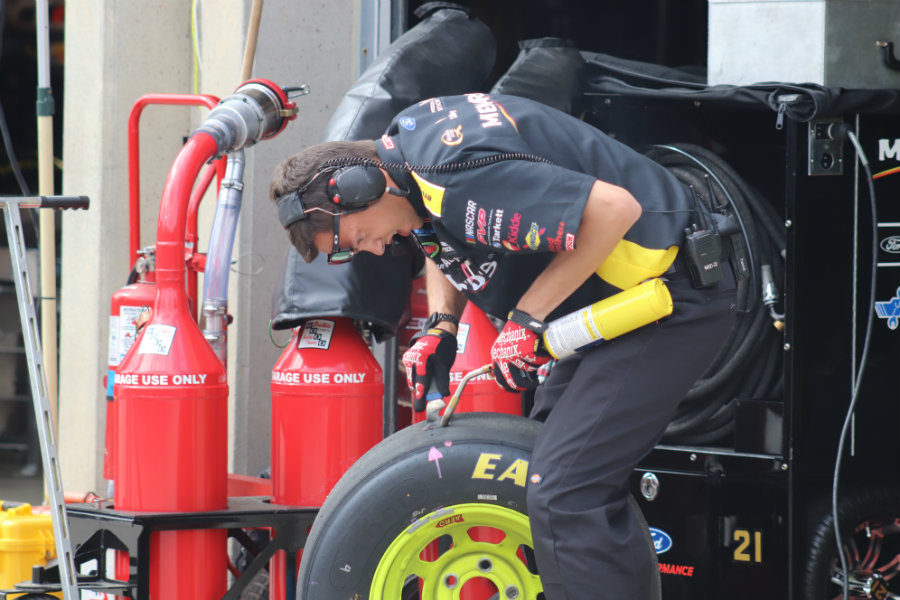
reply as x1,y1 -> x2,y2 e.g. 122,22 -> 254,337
59,0 -> 359,492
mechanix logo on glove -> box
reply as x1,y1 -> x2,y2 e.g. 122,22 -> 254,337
401,327 -> 458,410
490,321 -> 550,393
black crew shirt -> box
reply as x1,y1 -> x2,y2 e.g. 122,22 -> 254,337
375,93 -> 694,321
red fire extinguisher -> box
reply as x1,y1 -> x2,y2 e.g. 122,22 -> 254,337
104,250 -> 157,485
413,302 -> 521,423
269,317 -> 384,599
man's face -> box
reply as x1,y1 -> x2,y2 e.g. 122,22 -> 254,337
312,192 -> 422,260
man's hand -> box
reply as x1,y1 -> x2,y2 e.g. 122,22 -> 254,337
490,321 -> 550,392
402,328 -> 457,409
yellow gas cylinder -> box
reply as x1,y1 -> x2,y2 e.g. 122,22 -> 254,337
0,502 -> 56,596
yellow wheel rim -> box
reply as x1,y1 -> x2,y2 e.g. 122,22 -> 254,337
370,503 -> 543,599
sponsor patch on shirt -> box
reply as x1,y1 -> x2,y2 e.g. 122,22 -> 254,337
525,222 -> 544,250
399,116 -> 416,130
464,200 -> 477,244
466,93 -> 511,129
441,125 -> 464,146
410,171 -> 445,217
546,221 -> 567,252
380,134 -> 395,150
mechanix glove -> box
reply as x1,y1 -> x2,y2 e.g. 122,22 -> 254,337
490,313 -> 550,393
402,328 -> 457,411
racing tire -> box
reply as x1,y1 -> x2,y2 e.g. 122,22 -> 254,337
296,412 -> 660,599
803,486 -> 900,600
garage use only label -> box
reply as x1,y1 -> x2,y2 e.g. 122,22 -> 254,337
271,371 -> 369,385
114,373 -> 212,386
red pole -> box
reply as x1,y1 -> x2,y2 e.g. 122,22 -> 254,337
127,94 -> 219,262
115,132 -> 228,600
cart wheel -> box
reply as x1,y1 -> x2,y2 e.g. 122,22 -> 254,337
296,412 -> 660,599
803,486 -> 900,599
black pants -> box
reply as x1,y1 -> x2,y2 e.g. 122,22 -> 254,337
526,271 -> 736,600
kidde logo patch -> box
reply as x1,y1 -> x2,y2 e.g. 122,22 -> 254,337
435,514 -> 464,528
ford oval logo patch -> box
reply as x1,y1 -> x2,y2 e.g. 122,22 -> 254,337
649,527 -> 673,554
881,236 -> 900,254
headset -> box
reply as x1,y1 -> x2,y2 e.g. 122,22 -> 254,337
275,163 -> 407,229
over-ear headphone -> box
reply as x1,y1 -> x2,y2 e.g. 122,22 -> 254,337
276,163 -> 408,229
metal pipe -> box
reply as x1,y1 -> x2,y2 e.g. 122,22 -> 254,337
201,150 -> 246,364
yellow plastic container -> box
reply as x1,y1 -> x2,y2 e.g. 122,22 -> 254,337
0,502 -> 56,595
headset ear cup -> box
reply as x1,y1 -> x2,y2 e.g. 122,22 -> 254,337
327,165 -> 387,210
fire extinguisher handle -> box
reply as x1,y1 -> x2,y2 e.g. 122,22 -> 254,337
38,195 -> 90,210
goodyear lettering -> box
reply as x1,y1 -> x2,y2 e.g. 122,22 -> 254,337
496,458 -> 528,487
472,452 -> 528,488
658,563 -> 694,577
466,93 -> 504,128
435,514 -> 464,528
472,453 -> 502,480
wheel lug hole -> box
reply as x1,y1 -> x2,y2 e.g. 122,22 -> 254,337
478,558 -> 493,572
505,585 -> 520,599
443,573 -> 459,589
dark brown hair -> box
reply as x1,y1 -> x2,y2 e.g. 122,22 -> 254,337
269,140 -> 378,262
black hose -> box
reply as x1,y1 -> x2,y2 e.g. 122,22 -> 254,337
646,144 -> 785,444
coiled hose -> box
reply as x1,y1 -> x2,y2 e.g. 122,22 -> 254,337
646,144 -> 786,445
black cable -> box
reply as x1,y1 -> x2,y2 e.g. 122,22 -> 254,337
319,151 -> 557,176
646,144 -> 785,444
832,128 -> 878,600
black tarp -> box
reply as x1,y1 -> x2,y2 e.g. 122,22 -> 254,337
270,3 -> 496,338
581,51 -> 900,123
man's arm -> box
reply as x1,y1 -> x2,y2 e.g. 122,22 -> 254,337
515,179 -> 642,321
424,258 -> 468,334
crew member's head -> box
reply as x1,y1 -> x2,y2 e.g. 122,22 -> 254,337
270,140 -> 422,264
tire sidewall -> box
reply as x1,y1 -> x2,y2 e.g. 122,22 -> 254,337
803,486 -> 900,600
298,413 -> 539,599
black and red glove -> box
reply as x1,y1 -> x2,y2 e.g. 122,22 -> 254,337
402,328 -> 457,410
490,312 -> 550,393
